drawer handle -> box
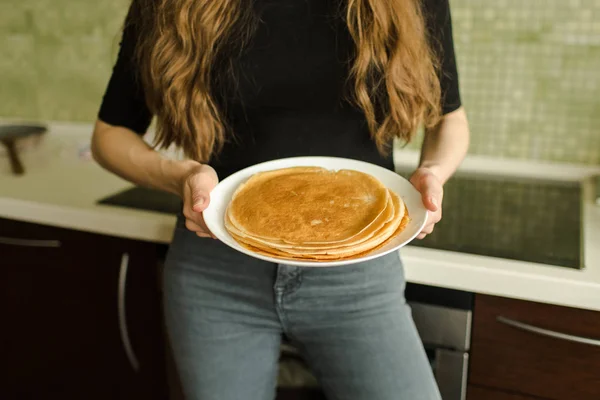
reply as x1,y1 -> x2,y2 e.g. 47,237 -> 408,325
118,253 -> 140,372
497,316 -> 600,347
0,236 -> 61,248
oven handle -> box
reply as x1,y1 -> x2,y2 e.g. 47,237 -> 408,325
497,316 -> 600,347
433,348 -> 469,400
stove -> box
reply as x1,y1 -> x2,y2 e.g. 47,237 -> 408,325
400,172 -> 583,269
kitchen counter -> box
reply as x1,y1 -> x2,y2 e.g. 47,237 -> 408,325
2,122 -> 600,311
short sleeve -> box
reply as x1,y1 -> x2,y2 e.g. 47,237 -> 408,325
422,0 -> 462,115
97,6 -> 153,134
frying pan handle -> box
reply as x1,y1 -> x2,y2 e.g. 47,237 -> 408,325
3,139 -> 25,175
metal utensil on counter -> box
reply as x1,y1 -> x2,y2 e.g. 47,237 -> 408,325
0,124 -> 47,175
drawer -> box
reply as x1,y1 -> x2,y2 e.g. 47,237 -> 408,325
470,295 -> 600,400
468,385 -> 547,400
0,218 -> 128,266
0,217 -> 96,239
0,218 -> 70,265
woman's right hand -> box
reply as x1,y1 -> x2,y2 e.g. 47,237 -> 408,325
180,163 -> 219,238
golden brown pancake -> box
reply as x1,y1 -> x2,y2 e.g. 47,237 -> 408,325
236,209 -> 410,262
224,166 -> 411,262
227,167 -> 389,243
230,190 -> 405,259
233,190 -> 401,255
224,190 -> 394,250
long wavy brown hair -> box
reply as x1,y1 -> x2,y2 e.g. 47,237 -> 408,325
129,0 -> 441,162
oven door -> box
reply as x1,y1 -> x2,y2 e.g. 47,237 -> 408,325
409,300 -> 472,400
425,346 -> 469,400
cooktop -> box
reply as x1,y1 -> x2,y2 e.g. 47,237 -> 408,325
98,186 -> 182,215
399,172 -> 582,269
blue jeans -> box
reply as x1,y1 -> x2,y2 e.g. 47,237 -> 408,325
164,219 -> 441,400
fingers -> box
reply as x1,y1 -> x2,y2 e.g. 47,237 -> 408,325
185,164 -> 218,212
184,214 -> 216,239
417,209 -> 441,240
423,194 -> 439,212
422,223 -> 435,234
181,165 -> 219,239
417,223 -> 434,239
183,180 -> 216,239
410,169 -> 443,213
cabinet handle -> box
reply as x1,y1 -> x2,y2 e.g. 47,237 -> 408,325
118,253 -> 140,372
497,316 -> 600,347
0,236 -> 61,247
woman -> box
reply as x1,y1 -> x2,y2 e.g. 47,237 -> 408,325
92,0 -> 469,399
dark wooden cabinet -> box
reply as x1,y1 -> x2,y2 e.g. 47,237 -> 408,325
468,385 -> 546,399
469,294 -> 600,400
0,218 -> 167,400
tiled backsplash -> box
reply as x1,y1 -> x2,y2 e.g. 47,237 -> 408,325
1,0 -> 599,164
0,0 -> 125,122
450,0 -> 600,164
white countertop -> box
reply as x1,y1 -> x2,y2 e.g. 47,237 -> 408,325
2,122 -> 600,311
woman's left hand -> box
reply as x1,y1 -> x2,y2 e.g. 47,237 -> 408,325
410,167 -> 444,239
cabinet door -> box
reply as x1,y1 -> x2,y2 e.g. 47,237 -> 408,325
470,294 -> 600,400
0,219 -> 166,400
468,385 -> 547,400
116,239 -> 168,400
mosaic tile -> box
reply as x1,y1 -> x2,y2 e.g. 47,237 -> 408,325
0,0 -> 598,164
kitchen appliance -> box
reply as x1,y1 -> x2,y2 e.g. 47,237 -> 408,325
399,172 -> 583,269
98,186 -> 182,214
405,284 -> 472,400
0,124 -> 47,175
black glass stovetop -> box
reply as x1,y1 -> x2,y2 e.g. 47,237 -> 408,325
399,172 -> 582,269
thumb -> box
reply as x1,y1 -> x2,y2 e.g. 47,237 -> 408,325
187,176 -> 212,212
191,190 -> 210,212
420,175 -> 442,212
423,192 -> 439,212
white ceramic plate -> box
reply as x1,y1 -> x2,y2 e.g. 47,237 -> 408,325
204,157 -> 427,267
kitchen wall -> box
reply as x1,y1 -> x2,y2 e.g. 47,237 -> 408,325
0,0 -> 125,122
406,0 -> 600,165
2,0 -> 599,164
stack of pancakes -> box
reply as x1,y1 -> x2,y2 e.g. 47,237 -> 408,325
224,167 -> 409,261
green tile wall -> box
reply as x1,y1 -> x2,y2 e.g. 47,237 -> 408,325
1,0 -> 599,164
407,0 -> 600,165
0,0 -> 126,122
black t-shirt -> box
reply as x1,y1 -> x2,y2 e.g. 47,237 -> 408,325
98,0 -> 461,179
